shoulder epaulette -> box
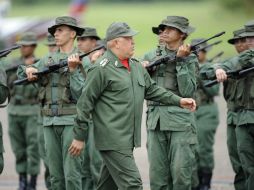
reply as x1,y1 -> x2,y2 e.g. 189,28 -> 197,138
99,58 -> 109,67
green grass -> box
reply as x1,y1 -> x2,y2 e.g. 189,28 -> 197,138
8,1 -> 251,59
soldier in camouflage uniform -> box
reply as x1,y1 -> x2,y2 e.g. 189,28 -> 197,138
17,16 -> 87,190
203,21 -> 254,190
2,32 -> 40,190
37,33 -> 57,190
202,28 -> 248,190
0,67 -> 9,175
142,16 -> 198,190
77,26 -> 103,190
68,21 -> 197,190
191,38 -> 220,190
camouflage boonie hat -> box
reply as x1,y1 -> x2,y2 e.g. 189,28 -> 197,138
105,22 -> 138,42
78,27 -> 101,40
228,28 -> 245,44
191,38 -> 211,52
48,16 -> 84,36
158,16 -> 195,35
44,33 -> 56,46
240,20 -> 254,38
16,32 -> 37,45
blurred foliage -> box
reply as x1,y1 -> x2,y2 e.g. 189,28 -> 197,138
15,0 -> 69,4
14,0 -> 253,15
8,1 -> 251,58
216,0 -> 254,14
14,0 -> 207,4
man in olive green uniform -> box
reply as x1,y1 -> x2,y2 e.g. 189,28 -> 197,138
68,22 -> 197,190
222,29 -> 247,190
204,21 -> 254,190
77,26 -> 103,190
0,67 -> 9,175
37,33 -> 58,190
142,16 -> 198,190
202,29 -> 248,190
18,16 -> 86,190
191,39 -> 219,190
3,32 -> 40,190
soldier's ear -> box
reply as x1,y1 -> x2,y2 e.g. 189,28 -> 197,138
70,30 -> 77,39
114,39 -> 120,49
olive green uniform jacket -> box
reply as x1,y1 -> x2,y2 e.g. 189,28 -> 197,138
195,62 -> 219,170
143,45 -> 197,131
0,67 -> 9,174
73,49 -> 182,150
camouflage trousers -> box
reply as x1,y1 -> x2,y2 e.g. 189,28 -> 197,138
147,123 -> 197,190
236,124 -> 254,190
44,125 -> 83,190
38,126 -> 51,190
8,114 -> 40,175
0,122 -> 4,174
227,124 -> 246,190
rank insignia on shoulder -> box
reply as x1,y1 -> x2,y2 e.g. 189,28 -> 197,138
100,58 -> 109,67
114,61 -> 118,66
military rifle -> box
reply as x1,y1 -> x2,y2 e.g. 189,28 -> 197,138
204,65 -> 254,87
146,31 -> 225,68
14,45 -> 104,85
207,51 -> 224,62
0,45 -> 21,58
197,40 -> 222,52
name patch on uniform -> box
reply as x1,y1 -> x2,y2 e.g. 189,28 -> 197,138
100,58 -> 109,67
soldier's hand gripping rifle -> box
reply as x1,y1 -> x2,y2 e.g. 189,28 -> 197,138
145,31 -> 225,68
204,65 -> 254,87
14,45 -> 104,85
0,45 -> 21,58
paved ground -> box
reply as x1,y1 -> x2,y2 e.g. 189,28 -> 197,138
0,86 -> 235,190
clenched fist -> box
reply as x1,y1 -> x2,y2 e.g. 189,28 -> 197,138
180,98 -> 196,112
68,139 -> 85,156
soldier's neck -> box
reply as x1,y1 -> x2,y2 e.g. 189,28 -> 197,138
60,42 -> 75,54
166,40 -> 183,51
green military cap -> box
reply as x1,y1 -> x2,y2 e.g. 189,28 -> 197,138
158,16 -> 195,35
16,32 -> 37,45
44,33 -> 56,46
228,28 -> 245,44
48,16 -> 84,36
105,22 -> 138,42
78,27 -> 101,40
191,38 -> 211,52
240,20 -> 254,38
